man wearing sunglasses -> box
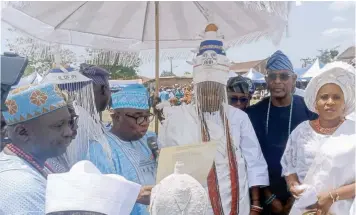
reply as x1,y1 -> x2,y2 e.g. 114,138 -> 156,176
227,75 -> 255,111
246,50 -> 317,215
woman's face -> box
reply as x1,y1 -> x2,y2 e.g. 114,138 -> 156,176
315,83 -> 345,121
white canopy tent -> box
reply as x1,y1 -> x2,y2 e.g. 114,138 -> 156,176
302,58 -> 321,79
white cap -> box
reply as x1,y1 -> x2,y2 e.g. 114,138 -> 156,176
45,160 -> 141,215
150,162 -> 208,215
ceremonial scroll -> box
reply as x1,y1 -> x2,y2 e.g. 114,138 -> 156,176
156,142 -> 217,186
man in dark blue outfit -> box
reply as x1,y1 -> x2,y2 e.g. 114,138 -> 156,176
246,50 -> 317,215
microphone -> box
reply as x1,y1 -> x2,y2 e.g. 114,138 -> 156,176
147,136 -> 159,160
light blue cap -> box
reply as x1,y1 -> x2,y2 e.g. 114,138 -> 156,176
111,84 -> 149,110
2,83 -> 67,125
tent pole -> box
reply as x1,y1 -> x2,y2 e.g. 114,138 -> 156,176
154,1 -> 159,134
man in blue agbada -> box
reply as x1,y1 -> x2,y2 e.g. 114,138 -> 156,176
0,83 -> 75,214
80,65 -> 156,215
246,50 -> 318,215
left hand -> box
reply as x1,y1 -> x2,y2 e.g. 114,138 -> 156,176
307,192 -> 333,215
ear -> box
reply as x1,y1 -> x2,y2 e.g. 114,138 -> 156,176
14,124 -> 31,142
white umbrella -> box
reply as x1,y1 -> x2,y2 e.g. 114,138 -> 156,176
2,2 -> 289,51
243,68 -> 266,83
2,1 -> 290,132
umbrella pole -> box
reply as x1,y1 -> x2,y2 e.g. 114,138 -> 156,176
154,1 -> 159,134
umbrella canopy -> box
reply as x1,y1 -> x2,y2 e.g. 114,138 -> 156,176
2,1 -> 289,53
243,68 -> 266,83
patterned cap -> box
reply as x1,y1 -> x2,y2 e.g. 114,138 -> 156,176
227,75 -> 255,95
111,84 -> 149,110
266,50 -> 294,73
2,83 -> 67,125
79,63 -> 110,86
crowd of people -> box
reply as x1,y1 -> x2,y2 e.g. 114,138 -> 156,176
0,24 -> 355,215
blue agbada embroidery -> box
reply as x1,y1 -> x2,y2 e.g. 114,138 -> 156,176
88,128 -> 156,215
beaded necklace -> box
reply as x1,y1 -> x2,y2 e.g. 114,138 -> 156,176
311,118 -> 345,135
6,144 -> 54,179
266,95 -> 294,136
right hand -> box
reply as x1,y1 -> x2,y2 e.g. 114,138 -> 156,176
270,197 -> 284,214
289,184 -> 305,198
136,185 -> 154,205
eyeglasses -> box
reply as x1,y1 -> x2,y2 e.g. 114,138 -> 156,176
125,113 -> 155,125
229,96 -> 249,104
69,115 -> 79,129
267,73 -> 292,81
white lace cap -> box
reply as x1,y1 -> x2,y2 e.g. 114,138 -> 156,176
304,61 -> 355,116
150,162 -> 208,215
45,160 -> 141,215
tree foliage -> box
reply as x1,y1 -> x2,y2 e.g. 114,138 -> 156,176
85,49 -> 141,80
300,48 -> 340,67
5,34 -> 77,76
160,70 -> 176,77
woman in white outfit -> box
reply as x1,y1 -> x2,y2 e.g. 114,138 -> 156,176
280,62 -> 355,215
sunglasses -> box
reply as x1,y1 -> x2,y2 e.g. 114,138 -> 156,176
125,113 -> 155,125
267,73 -> 292,81
229,96 -> 249,104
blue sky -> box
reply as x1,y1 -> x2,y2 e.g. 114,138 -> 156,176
2,1 -> 355,78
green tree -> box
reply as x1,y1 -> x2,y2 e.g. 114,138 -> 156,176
160,70 -> 176,77
6,35 -> 77,76
300,48 -> 340,67
317,48 -> 339,65
85,49 -> 141,80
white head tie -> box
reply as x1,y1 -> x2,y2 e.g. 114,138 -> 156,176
45,161 -> 141,215
304,61 -> 355,116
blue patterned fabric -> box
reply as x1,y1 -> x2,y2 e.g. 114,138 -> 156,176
2,83 -> 67,125
111,84 -> 149,110
88,127 -> 156,215
266,50 -> 294,72
0,151 -> 46,214
197,40 -> 226,56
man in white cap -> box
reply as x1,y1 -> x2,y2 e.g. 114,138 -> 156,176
45,160 -> 141,215
158,24 -> 269,215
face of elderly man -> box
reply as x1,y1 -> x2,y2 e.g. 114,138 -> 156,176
7,107 -> 74,159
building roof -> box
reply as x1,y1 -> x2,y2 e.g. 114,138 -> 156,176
337,46 -> 355,60
229,59 -> 268,73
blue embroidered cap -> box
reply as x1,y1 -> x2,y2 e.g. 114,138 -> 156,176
111,84 -> 149,110
266,50 -> 294,73
2,83 -> 67,125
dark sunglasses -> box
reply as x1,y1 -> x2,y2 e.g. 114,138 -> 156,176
125,113 -> 155,125
229,96 -> 249,104
267,73 -> 292,81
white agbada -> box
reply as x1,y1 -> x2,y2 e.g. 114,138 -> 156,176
282,62 -> 356,215
283,120 -> 355,215
159,103 -> 269,215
